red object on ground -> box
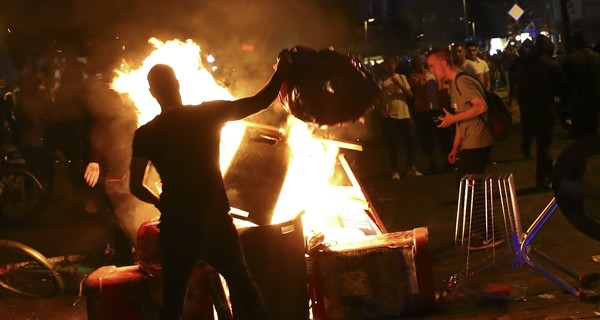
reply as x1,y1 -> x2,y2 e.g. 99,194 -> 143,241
84,219 -> 216,320
85,265 -> 156,320
484,283 -> 513,295
134,218 -> 217,319
279,46 -> 380,126
135,217 -> 162,277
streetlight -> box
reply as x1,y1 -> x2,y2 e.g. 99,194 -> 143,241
364,18 -> 375,40
462,0 -> 469,39
469,21 -> 476,41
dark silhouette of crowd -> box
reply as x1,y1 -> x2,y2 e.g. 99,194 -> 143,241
0,49 -> 136,265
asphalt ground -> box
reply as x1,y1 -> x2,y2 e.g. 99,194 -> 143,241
0,89 -> 599,319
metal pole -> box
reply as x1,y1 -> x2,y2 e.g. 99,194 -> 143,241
462,0 -> 469,39
559,0 -> 572,53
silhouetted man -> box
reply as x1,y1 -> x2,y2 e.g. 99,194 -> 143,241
129,52 -> 291,319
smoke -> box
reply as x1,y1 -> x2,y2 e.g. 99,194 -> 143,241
55,0 -> 368,240
65,0 -> 355,94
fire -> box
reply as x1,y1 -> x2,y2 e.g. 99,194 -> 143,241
114,38 -> 381,245
272,117 -> 340,221
112,38 -> 244,173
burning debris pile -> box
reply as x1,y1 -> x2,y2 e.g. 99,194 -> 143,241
108,38 -> 434,319
112,38 -> 383,246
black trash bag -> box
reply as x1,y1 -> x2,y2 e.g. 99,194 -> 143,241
279,46 -> 380,126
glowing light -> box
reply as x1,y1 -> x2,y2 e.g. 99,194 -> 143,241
114,38 -> 381,245
520,33 -> 531,42
489,38 -> 507,55
112,38 -> 243,173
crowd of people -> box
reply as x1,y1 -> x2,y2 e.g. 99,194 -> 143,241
0,32 -> 599,317
370,32 -> 600,191
0,51 -> 136,265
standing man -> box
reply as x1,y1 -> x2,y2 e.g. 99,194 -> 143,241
561,31 -> 600,139
377,57 -> 422,180
452,43 -> 479,78
427,48 -> 493,184
516,35 -> 566,190
466,42 -> 491,92
427,47 -> 496,249
129,52 -> 291,320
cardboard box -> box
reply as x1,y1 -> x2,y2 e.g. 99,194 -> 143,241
309,227 -> 435,319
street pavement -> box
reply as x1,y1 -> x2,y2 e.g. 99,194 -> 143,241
0,93 -> 599,319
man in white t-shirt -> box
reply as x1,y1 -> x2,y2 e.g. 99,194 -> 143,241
377,58 -> 423,180
466,42 -> 491,92
452,43 -> 479,78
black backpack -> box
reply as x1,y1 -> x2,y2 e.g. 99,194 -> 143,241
455,72 -> 512,142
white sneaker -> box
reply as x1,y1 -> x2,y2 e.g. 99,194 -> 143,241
406,167 -> 423,177
391,172 -> 401,180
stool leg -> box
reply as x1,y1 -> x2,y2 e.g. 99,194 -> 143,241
519,198 -> 582,297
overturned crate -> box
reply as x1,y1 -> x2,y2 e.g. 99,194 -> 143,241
452,173 -> 526,300
308,228 -> 435,319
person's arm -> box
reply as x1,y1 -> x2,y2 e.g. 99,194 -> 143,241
448,127 -> 462,164
129,156 -> 160,206
483,71 -> 491,92
437,96 -> 487,128
222,52 -> 293,121
474,72 -> 485,88
392,74 -> 413,99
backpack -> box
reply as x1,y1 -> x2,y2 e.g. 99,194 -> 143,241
455,72 -> 512,142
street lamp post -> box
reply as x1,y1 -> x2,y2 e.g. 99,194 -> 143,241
364,18 -> 375,40
469,21 -> 476,41
462,0 -> 469,40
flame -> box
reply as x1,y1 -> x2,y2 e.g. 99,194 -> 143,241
112,38 -> 244,173
272,117 -> 377,244
115,38 -> 380,245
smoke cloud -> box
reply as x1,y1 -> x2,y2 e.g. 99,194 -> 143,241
10,0 -> 370,240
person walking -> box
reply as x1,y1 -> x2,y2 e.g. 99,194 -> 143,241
129,52 -> 292,320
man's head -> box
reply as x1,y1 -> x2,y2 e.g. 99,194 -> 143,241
147,64 -> 182,109
384,56 -> 398,72
452,43 -> 467,65
465,41 -> 479,61
426,47 -> 455,83
534,34 -> 555,57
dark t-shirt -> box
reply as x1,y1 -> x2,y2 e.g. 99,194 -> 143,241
132,101 -> 236,222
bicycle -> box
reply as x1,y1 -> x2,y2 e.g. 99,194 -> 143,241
0,238 -> 118,302
0,239 -> 65,297
0,147 -> 45,226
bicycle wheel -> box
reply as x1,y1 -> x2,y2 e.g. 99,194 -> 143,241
553,134 -> 600,242
0,239 -> 64,297
0,169 -> 44,224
